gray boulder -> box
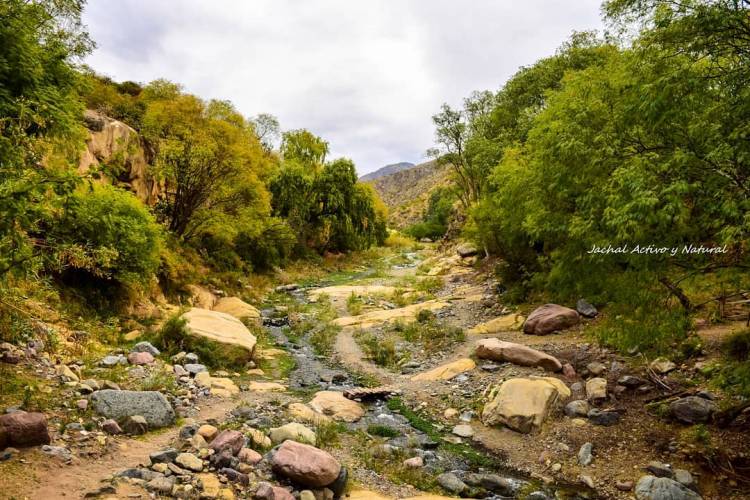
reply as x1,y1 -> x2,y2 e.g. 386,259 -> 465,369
576,299 -> 598,318
669,396 -> 716,424
437,472 -> 467,494
90,390 -> 175,428
131,341 -> 160,356
635,475 -> 702,500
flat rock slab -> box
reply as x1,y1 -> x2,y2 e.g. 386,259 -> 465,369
482,377 -> 571,433
411,358 -> 476,381
468,314 -> 525,334
333,300 -> 449,329
212,297 -> 261,324
475,338 -> 562,372
309,391 -> 365,422
523,304 -> 580,335
181,307 -> 257,354
90,390 -> 175,428
308,285 -> 410,302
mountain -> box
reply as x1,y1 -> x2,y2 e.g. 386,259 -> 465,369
366,160 -> 452,228
359,161 -> 415,182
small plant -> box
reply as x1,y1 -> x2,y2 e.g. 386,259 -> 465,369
367,424 -> 401,438
357,332 -> 400,368
316,422 -> 346,449
346,292 -> 364,316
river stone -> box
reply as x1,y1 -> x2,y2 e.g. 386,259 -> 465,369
309,391 -> 365,422
256,482 -> 294,500
452,424 -> 473,437
181,308 -> 257,360
90,390 -> 175,428
288,403 -> 332,426
576,299 -> 598,318
210,430 -> 245,456
270,422 -> 316,445
669,396 -> 716,424
586,377 -> 608,401
212,297 -> 261,324
564,400 -> 590,418
121,415 -> 148,435
175,452 -> 203,472
437,472 -> 467,494
271,440 -> 341,487
523,304 -> 580,335
587,408 -> 621,426
456,244 -> 478,258
131,341 -> 160,356
0,412 -> 51,448
150,448 -> 179,464
127,351 -> 154,365
481,377 -> 571,433
650,358 -> 677,374
635,475 -> 702,500
578,442 -> 593,465
475,338 -> 562,372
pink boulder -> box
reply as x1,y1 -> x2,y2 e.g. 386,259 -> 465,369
0,411 -> 51,449
271,440 -> 341,487
127,352 -> 154,365
210,429 -> 245,456
523,304 -> 580,335
475,338 -> 562,372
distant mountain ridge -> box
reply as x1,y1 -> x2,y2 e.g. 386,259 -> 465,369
359,161 -> 415,181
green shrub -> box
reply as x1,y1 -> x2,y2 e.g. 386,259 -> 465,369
367,424 -> 401,438
357,332 -> 399,368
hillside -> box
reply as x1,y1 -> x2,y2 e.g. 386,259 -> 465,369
367,160 -> 452,228
358,161 -> 415,181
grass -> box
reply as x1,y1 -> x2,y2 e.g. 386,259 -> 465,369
357,431 -> 439,492
392,314 -> 465,355
367,424 -> 401,437
710,329 -> 750,398
356,331 -> 402,369
0,365 -> 57,412
346,292 -> 364,316
315,421 -> 347,449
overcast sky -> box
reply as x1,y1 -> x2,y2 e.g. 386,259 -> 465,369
82,0 -> 604,175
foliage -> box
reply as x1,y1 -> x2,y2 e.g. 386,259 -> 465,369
0,0 -> 91,277
357,331 -> 400,368
405,186 -> 457,240
367,424 -> 401,438
48,184 -> 162,289
713,329 -> 750,398
80,71 -> 146,128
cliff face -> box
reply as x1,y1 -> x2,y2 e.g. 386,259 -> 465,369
78,110 -> 161,205
368,160 -> 452,228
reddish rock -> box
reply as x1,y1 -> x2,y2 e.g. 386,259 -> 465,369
102,419 -> 122,435
238,447 -> 263,465
523,304 -> 580,335
127,352 -> 154,365
271,440 -> 341,488
475,338 -> 562,372
0,412 -> 51,449
562,363 -> 576,378
255,481 -> 294,500
210,430 -> 245,456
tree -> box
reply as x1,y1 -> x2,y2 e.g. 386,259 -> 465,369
0,0 -> 92,276
281,129 -> 329,167
251,113 -> 280,153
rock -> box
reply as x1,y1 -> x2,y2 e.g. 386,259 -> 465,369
100,355 -> 125,367
576,299 -> 598,318
650,358 -> 677,374
90,390 -> 175,428
121,415 -> 148,435
616,480 -> 634,491
247,427 -> 272,448
618,375 -> 646,388
271,440 -> 341,488
403,456 -> 424,468
523,304 -> 580,335
247,381 -> 287,392
198,424 -> 218,442
210,430 -> 245,456
452,424 -> 473,437
635,475 -> 702,500
270,422 -> 316,445
669,396 -> 716,424
195,371 -> 240,397
578,442 -> 593,466
146,476 -> 175,494
0,412 -> 50,448
444,408 -> 459,419
288,403 -> 332,426
437,472 -> 467,494
101,419 -> 122,435
564,400 -> 590,418
475,338 -> 562,372
131,341 -> 160,356
212,296 -> 261,324
410,358 -> 476,381
586,362 -> 607,376
674,469 -> 695,490
175,452 -> 203,472
456,244 -> 478,258
197,473 -> 221,498
300,491 -> 316,500
562,363 -> 576,378
468,314 -> 525,334
329,466 -> 348,498
181,308 -> 257,361
255,482 -> 294,500
309,391 -> 365,422
586,377 -> 608,401
127,351 -> 154,365
56,365 -> 79,382
185,363 -> 208,375
150,448 -> 179,464
587,408 -> 621,426
333,299 -> 449,329
76,399 -> 88,410
238,447 -> 262,465
481,377 -> 571,433
220,467 -> 249,485
580,474 -> 595,488
645,461 -> 673,478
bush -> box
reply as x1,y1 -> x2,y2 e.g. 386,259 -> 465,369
48,184 -> 162,291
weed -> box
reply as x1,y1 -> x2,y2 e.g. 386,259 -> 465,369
367,424 -> 401,437
316,422 -> 346,449
346,292 -> 364,316
356,331 -> 402,368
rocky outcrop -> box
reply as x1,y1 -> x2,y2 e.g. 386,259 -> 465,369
181,308 -> 257,358
333,300 -> 449,329
523,304 -> 580,335
475,339 -> 562,372
212,297 -> 261,324
90,390 -> 175,428
79,110 -> 160,205
482,377 -> 571,433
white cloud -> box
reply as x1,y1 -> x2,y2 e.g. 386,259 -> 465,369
82,0 -> 603,174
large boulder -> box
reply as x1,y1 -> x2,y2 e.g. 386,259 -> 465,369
212,297 -> 261,324
181,308 -> 257,361
669,396 -> 717,424
475,339 -> 562,372
185,284 -> 217,309
481,377 -> 571,433
90,390 -> 175,428
271,440 -> 341,488
411,358 -> 476,381
309,391 -> 365,423
523,304 -> 580,335
0,412 -> 51,449
635,475 -> 702,500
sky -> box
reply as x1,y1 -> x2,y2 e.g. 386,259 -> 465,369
82,0 -> 605,175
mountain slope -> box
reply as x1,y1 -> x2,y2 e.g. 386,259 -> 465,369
359,161 -> 415,182
367,160 -> 452,228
